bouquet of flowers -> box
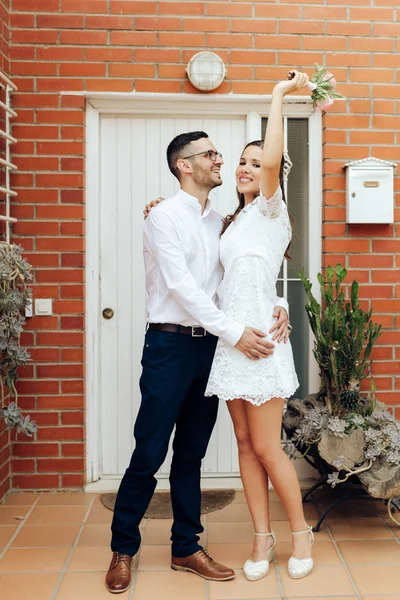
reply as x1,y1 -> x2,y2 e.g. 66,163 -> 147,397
307,63 -> 344,112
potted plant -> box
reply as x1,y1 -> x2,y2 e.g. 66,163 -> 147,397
283,264 -> 400,520
0,242 -> 37,437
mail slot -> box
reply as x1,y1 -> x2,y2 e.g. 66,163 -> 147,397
345,157 -> 396,224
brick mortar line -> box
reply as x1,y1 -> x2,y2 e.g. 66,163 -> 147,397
0,493 -> 41,561
49,493 -> 96,600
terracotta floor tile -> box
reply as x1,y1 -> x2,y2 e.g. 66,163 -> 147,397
93,495 -> 105,505
275,540 -> 341,566
207,502 -> 252,522
0,526 -> 18,548
0,547 -> 69,573
269,502 -> 319,522
316,499 -> 378,519
141,518 -> 207,546
137,545 -> 171,570
12,524 -> 80,547
141,519 -> 173,545
360,596 -> 400,599
349,564 -> 400,595
67,546 -> 116,572
207,543 -> 252,569
0,507 -> 29,526
388,523 -> 400,538
134,570 -> 205,600
2,493 -> 39,506
57,571 -> 130,599
287,597 -> 357,600
209,568 -> 280,599
272,520 -> 330,542
231,490 -> 280,504
207,521 -> 255,544
281,565 -> 355,597
230,490 -> 247,504
0,573 -> 58,600
37,492 -> 96,506
26,505 -> 88,526
337,539 -> 400,564
86,504 -> 113,525
327,518 -> 392,540
77,524 -> 111,547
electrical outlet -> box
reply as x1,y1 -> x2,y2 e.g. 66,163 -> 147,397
34,298 -> 53,316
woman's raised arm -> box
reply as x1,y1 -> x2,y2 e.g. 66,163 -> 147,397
261,70 -> 309,200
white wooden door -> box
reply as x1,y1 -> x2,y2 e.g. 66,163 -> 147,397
99,115 -> 246,479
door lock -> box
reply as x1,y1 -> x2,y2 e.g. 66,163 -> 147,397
102,308 -> 114,320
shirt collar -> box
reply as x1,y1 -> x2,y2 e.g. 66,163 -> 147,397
177,189 -> 212,219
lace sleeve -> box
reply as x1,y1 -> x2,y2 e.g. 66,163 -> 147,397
256,185 -> 282,219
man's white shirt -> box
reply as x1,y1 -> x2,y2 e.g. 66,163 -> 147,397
143,189 -> 288,347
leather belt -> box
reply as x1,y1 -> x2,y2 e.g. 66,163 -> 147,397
148,323 -> 209,337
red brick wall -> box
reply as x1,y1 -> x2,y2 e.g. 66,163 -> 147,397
0,0 -> 10,504
8,0 -> 400,490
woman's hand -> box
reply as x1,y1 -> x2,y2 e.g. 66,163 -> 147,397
269,306 -> 290,343
273,70 -> 309,97
143,197 -> 165,219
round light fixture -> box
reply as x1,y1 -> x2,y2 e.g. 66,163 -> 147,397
186,52 -> 227,92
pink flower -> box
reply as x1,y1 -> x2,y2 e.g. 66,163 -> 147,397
325,72 -> 336,89
316,97 -> 335,112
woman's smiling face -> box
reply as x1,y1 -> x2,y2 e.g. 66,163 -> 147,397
235,144 -> 263,197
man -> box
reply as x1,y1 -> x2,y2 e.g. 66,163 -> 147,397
106,131 -> 288,593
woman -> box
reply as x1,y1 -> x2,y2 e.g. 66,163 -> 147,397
204,70 -> 314,581
145,70 -> 314,581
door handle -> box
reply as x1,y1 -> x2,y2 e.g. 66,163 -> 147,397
102,308 -> 114,320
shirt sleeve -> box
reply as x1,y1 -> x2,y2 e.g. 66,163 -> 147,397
256,185 -> 282,219
273,295 -> 289,316
144,209 -> 245,346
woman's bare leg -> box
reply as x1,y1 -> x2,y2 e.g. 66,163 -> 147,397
245,398 -> 312,560
227,399 -> 274,561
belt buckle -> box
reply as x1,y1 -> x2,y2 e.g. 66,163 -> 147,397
191,326 -> 204,337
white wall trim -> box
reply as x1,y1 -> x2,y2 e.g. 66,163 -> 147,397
85,101 -> 101,485
85,93 -> 319,486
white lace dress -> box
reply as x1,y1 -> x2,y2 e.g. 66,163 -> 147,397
205,186 -> 299,405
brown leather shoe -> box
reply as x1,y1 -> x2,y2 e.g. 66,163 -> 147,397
171,548 -> 235,581
105,552 -> 133,594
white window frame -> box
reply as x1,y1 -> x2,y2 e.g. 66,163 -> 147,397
84,93 -> 322,485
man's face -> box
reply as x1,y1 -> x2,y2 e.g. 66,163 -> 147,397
182,137 -> 224,190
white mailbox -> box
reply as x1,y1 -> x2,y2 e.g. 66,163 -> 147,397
345,157 -> 396,224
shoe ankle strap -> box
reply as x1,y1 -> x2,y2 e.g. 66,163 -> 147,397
254,530 -> 276,543
291,526 -> 314,543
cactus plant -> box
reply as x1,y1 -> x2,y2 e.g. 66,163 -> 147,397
300,264 -> 381,417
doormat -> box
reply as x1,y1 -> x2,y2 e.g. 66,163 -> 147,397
100,489 -> 236,519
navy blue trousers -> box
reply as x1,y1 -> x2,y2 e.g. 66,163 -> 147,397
111,328 -> 219,558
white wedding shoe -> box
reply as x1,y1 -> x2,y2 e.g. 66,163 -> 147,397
288,525 -> 314,579
244,531 -> 276,581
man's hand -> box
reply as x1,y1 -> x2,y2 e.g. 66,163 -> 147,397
269,306 -> 289,343
143,197 -> 165,219
236,326 -> 274,360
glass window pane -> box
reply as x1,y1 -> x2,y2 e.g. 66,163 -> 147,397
262,117 -> 309,397
287,280 -> 309,398
287,119 -> 309,279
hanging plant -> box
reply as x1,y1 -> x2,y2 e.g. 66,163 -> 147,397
0,242 -> 37,437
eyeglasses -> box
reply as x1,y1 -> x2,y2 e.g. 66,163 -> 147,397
183,149 -> 223,162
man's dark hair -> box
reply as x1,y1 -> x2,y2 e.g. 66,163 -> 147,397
167,131 -> 209,181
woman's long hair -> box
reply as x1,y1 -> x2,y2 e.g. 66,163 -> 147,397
221,140 -> 292,259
